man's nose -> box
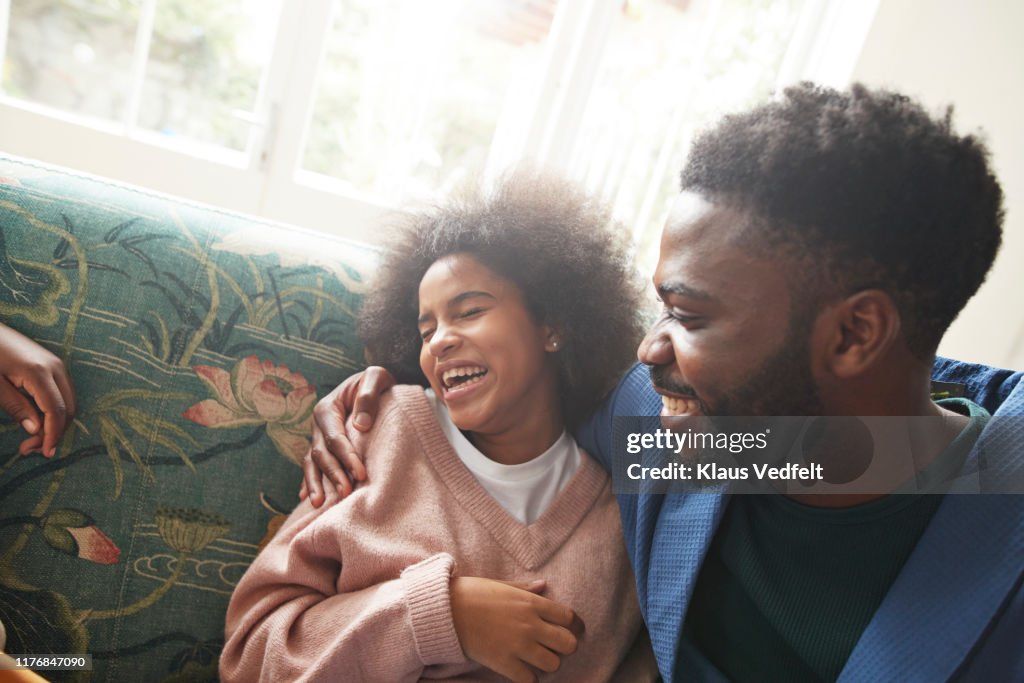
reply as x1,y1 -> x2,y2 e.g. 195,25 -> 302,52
638,325 -> 674,366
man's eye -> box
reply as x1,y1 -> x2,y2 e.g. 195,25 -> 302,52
664,307 -> 700,324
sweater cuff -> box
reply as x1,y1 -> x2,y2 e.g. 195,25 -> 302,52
401,553 -> 465,666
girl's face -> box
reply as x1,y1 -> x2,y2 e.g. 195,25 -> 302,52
417,253 -> 561,436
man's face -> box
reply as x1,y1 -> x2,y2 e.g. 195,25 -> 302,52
638,192 -> 823,418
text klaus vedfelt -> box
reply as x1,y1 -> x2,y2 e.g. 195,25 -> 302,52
624,428 -> 823,482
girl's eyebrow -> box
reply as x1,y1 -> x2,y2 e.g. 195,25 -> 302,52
449,290 -> 496,306
418,290 -> 496,324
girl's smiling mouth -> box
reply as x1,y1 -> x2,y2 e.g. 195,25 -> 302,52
437,363 -> 490,400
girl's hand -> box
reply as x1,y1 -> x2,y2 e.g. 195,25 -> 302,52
451,576 -> 584,683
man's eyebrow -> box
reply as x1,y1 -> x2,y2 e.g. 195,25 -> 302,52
418,290 -> 495,324
657,281 -> 713,301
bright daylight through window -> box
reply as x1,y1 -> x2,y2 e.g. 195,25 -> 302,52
0,0 -> 877,259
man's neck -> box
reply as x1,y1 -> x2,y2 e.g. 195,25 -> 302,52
786,366 -> 971,508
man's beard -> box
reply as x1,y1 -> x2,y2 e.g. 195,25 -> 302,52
649,318 -> 823,419
649,319 -> 823,483
713,331 -> 823,418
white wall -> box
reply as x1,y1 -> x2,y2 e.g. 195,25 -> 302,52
852,0 -> 1024,369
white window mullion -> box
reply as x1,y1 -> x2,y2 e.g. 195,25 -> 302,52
123,0 -> 158,132
500,0 -> 604,172
0,0 -> 11,83
256,0 -> 335,204
778,0 -> 881,88
239,3 -> 287,166
773,0 -> 829,91
535,0 -> 616,173
255,0 -> 396,238
631,0 -> 725,241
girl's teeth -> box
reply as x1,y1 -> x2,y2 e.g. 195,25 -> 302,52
442,366 -> 487,387
456,375 -> 483,388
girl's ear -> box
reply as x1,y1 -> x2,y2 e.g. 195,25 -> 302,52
542,324 -> 563,352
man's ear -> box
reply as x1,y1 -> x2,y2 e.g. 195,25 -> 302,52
815,290 -> 901,379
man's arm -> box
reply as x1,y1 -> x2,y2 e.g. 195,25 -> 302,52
299,362 -> 662,504
575,363 -> 660,473
299,367 -> 395,504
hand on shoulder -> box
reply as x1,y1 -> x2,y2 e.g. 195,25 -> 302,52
300,366 -> 396,505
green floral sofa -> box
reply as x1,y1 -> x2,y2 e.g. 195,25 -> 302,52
0,153 -> 377,682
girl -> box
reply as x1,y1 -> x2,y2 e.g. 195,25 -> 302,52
222,174 -> 654,682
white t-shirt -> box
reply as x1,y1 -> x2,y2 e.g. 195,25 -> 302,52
424,389 -> 582,525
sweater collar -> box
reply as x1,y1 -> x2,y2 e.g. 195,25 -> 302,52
397,385 -> 610,570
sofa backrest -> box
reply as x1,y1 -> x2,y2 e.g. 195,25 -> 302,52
0,154 -> 376,682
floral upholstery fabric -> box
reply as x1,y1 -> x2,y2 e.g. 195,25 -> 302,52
0,154 -> 376,682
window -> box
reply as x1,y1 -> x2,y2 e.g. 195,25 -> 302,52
301,0 -> 559,203
0,0 -> 878,255
3,0 -> 282,158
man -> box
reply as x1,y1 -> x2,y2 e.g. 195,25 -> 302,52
301,84 -> 1023,680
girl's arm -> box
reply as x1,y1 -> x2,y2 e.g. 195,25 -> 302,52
222,497 -> 585,683
450,576 -> 584,683
220,495 -> 464,683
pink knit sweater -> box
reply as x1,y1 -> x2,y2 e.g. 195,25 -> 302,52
222,386 -> 654,682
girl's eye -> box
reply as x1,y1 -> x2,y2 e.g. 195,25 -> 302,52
459,307 -> 485,319
419,328 -> 434,341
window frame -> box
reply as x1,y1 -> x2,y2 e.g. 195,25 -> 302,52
0,0 -> 879,244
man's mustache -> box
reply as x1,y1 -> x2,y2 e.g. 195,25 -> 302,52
648,365 -> 699,400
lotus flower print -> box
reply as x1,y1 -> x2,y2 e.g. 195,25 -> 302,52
67,524 -> 121,564
183,356 -> 315,463
41,509 -> 121,565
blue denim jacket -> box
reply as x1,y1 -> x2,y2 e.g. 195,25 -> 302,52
576,358 -> 1024,682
